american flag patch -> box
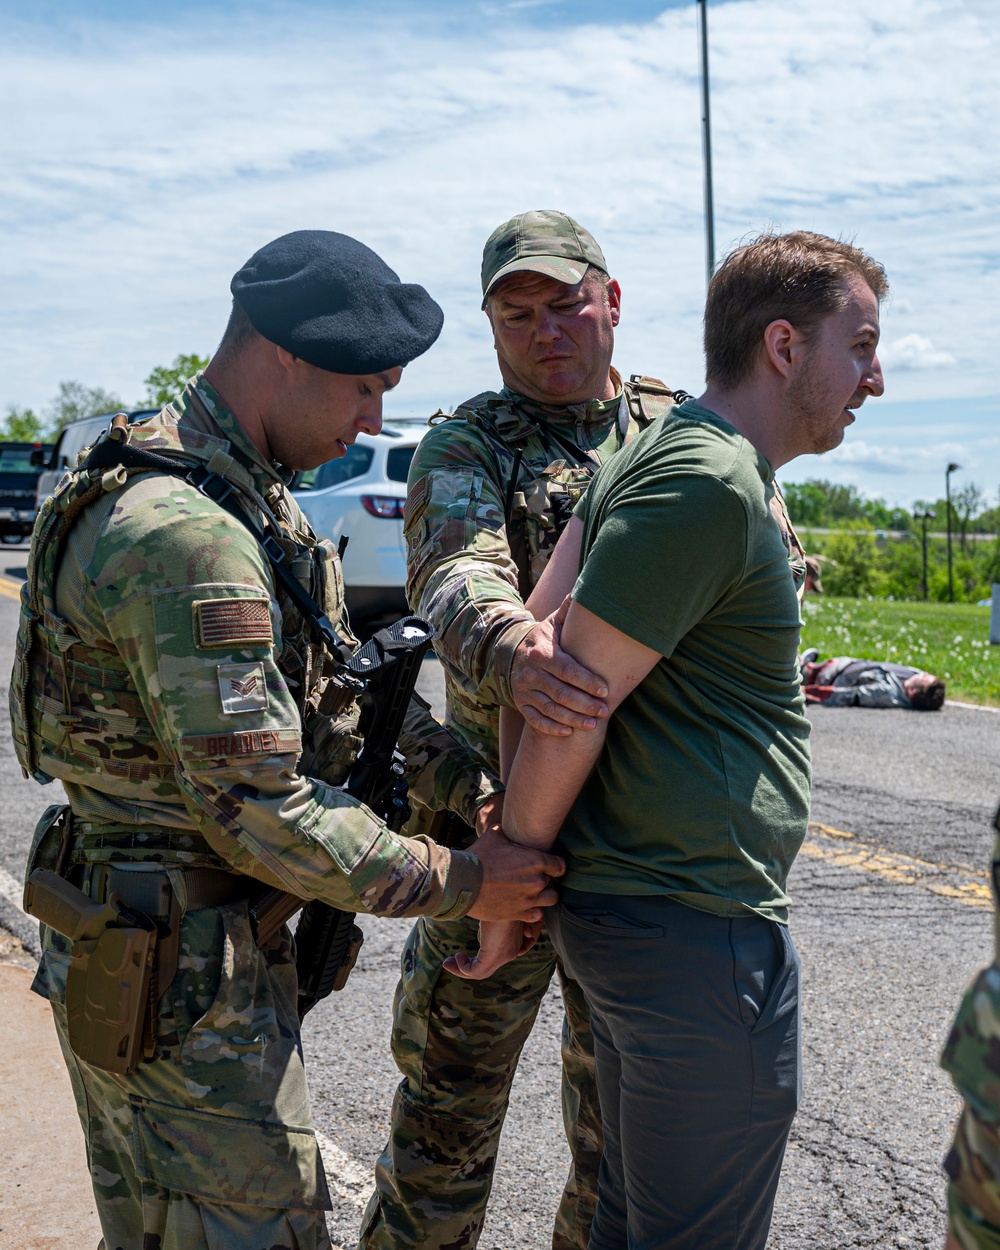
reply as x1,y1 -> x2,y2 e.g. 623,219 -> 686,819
217,663 -> 269,715
195,598 -> 273,648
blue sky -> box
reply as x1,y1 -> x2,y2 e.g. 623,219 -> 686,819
2,0 -> 998,507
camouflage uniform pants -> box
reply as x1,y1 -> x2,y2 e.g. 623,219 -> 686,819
358,913 -> 601,1250
35,899 -> 333,1250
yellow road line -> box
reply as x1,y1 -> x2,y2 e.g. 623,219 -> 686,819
801,821 -> 992,908
0,576 -> 22,602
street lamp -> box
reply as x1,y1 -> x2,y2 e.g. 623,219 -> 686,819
946,463 -> 960,603
697,0 -> 715,286
913,508 -> 935,601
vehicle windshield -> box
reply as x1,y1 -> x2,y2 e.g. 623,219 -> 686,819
295,445 -> 374,491
0,451 -> 42,474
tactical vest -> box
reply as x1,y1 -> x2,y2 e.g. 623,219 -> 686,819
10,415 -> 347,801
439,374 -> 679,597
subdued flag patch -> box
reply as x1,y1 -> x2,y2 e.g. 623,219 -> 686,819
217,662 -> 269,714
195,598 -> 273,648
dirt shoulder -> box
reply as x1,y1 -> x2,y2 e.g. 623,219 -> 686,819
0,962 -> 102,1249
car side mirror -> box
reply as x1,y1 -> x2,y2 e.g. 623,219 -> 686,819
29,446 -> 50,468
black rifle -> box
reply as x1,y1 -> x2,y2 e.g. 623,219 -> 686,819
249,615 -> 434,1018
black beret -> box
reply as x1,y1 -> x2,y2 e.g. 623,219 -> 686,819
231,229 -> 444,374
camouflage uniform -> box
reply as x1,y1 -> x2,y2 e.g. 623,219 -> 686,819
11,376 -> 500,1250
358,370 -> 676,1250
770,484 -> 807,602
941,822 -> 1000,1248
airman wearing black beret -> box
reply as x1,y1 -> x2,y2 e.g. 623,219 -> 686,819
231,229 -> 444,375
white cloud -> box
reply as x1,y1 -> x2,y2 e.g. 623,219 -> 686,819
880,333 -> 957,371
0,0 -> 998,507
824,437 -> 969,470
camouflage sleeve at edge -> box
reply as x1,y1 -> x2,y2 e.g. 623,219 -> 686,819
398,696 -> 504,825
948,1185 -> 1000,1248
89,478 -> 480,920
942,962 -> 1000,1240
405,424 -> 535,709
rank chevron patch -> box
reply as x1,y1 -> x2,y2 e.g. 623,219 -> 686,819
217,662 -> 269,714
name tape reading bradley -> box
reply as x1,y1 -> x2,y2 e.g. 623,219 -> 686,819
180,727 -> 302,761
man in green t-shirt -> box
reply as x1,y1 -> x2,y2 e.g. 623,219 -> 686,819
449,231 -> 888,1249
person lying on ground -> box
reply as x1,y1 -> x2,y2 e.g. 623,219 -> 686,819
801,651 -> 945,709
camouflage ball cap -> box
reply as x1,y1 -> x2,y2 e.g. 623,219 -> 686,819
481,210 -> 608,305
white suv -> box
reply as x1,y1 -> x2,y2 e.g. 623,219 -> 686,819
293,420 -> 429,624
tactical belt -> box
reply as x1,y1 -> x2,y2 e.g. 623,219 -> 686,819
25,860 -> 257,1076
70,863 -> 252,918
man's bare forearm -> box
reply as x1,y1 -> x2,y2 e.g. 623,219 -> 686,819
503,595 -> 662,850
503,718 -> 609,850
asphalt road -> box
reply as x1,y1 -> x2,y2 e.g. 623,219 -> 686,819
0,547 -> 993,1248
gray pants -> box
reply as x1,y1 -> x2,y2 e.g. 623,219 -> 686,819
548,890 -> 801,1250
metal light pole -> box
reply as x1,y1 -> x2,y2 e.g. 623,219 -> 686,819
946,463 -> 960,603
697,0 -> 715,286
914,508 -> 935,601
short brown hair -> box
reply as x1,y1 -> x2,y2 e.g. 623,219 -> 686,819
704,231 -> 888,389
215,299 -> 260,358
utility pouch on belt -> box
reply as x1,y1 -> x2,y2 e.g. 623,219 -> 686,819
23,868 -> 156,1075
24,803 -> 73,879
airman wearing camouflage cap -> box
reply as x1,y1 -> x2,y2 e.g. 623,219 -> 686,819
357,210 -> 683,1250
480,207 -> 610,303
12,228 -> 562,1250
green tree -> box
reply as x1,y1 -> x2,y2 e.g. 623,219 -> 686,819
143,353 -> 210,407
781,480 -> 829,527
0,405 -> 45,442
976,485 -> 1000,536
952,481 -> 985,552
821,525 -> 884,597
47,381 -> 125,434
981,537 -> 1000,588
877,534 -> 924,599
781,478 -> 909,530
977,506 -> 1000,535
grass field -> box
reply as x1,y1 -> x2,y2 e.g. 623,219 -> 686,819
800,596 -> 999,706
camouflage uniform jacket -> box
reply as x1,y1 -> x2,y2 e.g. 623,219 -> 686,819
405,369 -> 675,774
770,482 -> 808,605
12,376 -> 489,921
941,824 -> 1000,1247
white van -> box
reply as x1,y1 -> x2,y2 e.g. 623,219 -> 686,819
33,409 -> 158,508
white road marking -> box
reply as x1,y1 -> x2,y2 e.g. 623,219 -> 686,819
948,699 -> 1000,714
0,864 -> 28,915
315,1129 -> 373,1210
1,866 -> 372,1210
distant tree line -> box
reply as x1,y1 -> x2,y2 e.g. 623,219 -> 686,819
0,353 -> 209,443
783,478 -> 1000,603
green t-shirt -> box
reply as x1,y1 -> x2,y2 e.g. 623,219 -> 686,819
563,401 -> 811,923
